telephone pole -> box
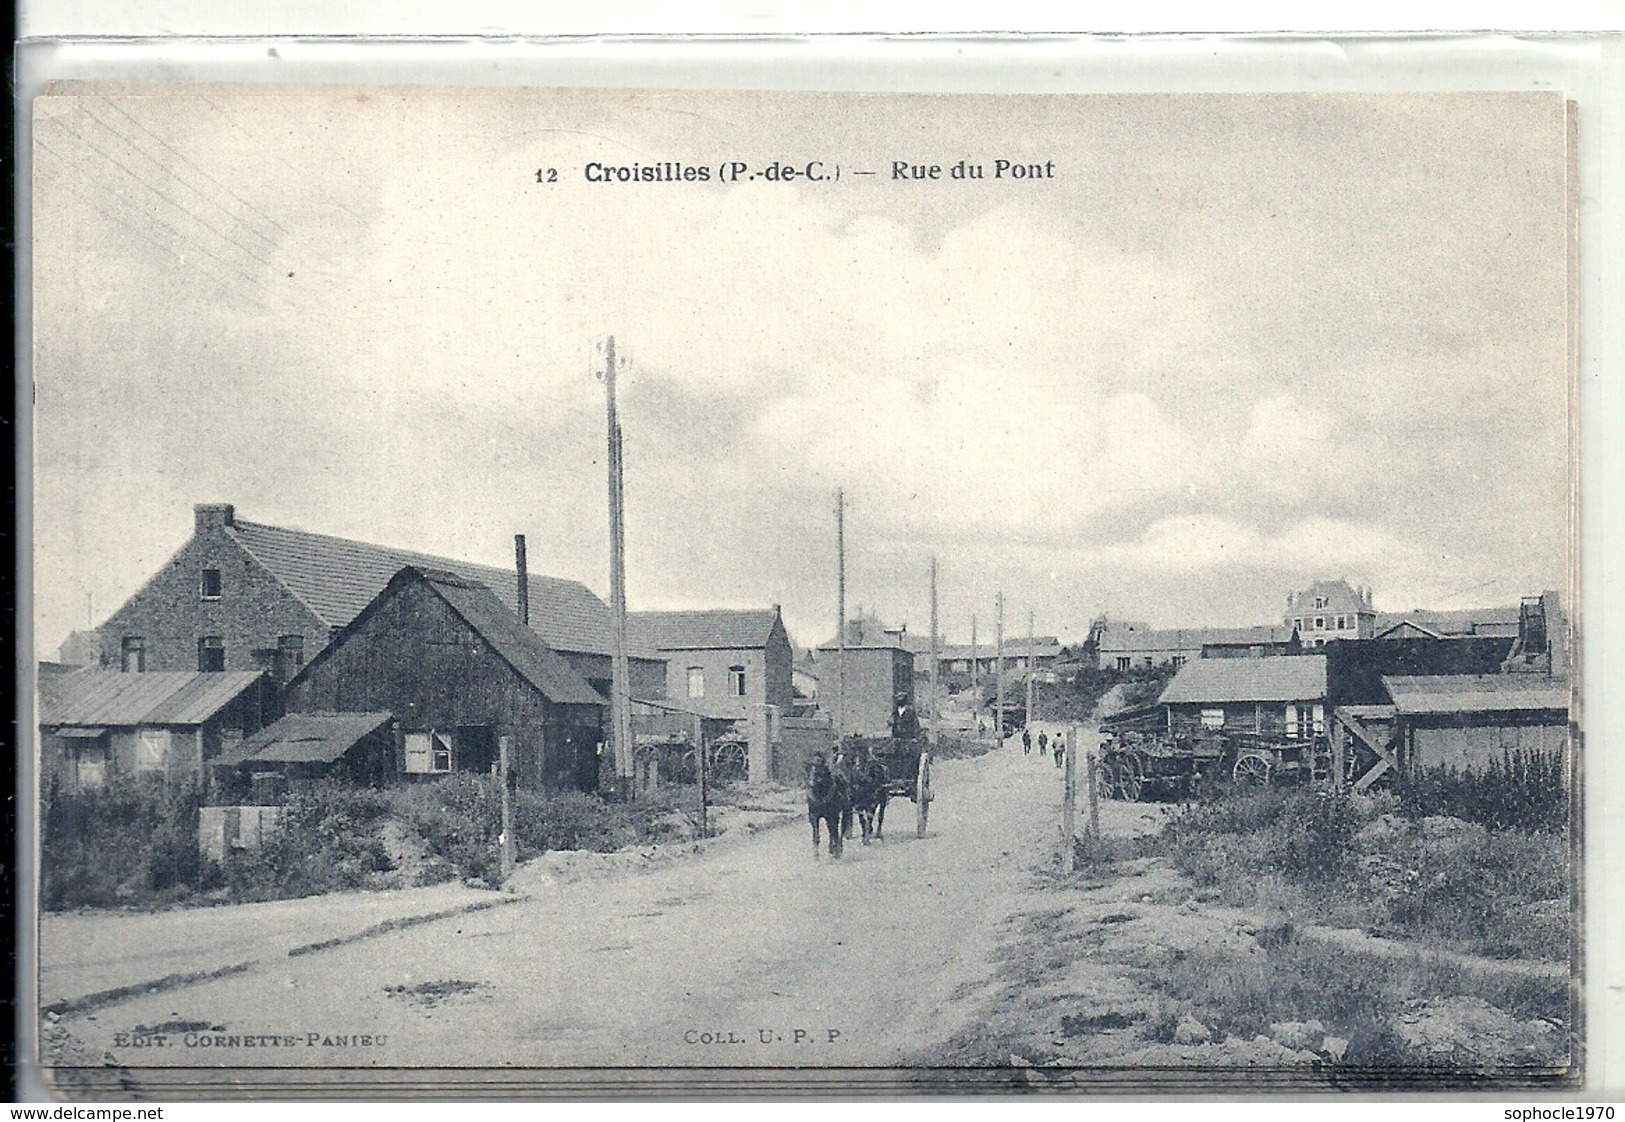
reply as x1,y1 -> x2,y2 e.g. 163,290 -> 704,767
1026,609 -> 1037,729
994,591 -> 1006,745
603,336 -> 635,797
970,613 -> 979,735
835,488 -> 846,743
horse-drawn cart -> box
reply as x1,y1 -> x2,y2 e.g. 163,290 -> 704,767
1098,705 -> 1336,800
847,734 -> 933,837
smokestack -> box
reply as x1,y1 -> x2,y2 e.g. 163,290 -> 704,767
514,534 -> 530,626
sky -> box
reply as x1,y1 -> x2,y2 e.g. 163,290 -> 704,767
29,88 -> 1573,656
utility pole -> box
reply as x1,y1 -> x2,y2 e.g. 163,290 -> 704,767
1062,726 -> 1077,873
928,556 -> 940,750
1026,609 -> 1037,730
995,591 -> 1005,745
499,735 -> 516,884
835,488 -> 846,745
603,336 -> 635,798
970,613 -> 979,737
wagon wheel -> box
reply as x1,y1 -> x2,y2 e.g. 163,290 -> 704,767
1233,752 -> 1272,789
1117,757 -> 1143,803
915,753 -> 933,838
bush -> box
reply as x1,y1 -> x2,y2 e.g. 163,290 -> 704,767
221,782 -> 394,901
1395,749 -> 1568,832
42,777 -> 208,910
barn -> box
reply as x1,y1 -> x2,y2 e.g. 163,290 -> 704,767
285,567 -> 609,791
1382,674 -> 1571,774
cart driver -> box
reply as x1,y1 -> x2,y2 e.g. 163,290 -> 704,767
890,692 -> 920,741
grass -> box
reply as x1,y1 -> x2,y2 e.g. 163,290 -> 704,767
1152,788 -> 1570,962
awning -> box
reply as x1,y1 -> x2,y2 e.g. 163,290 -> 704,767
53,726 -> 107,739
216,711 -> 394,766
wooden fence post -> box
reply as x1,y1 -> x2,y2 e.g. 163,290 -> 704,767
1087,730 -> 1101,842
1062,726 -> 1077,873
499,735 -> 516,886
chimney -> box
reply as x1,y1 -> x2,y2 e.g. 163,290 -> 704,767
194,503 -> 235,533
514,534 -> 530,626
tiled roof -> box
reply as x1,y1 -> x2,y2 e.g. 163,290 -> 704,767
627,609 -> 779,652
1382,674 -> 1570,716
1201,626 -> 1299,646
216,711 -> 394,766
1100,627 -> 1235,655
40,670 -> 265,727
229,518 -> 636,657
1160,655 -> 1327,705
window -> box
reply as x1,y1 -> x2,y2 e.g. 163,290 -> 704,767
201,568 -> 222,600
687,667 -> 705,699
729,665 -> 746,697
1170,655 -> 1186,668
1115,656 -> 1131,671
1313,616 -> 1324,630
1314,596 -> 1328,609
1312,704 -> 1326,735
198,636 -> 225,672
120,636 -> 145,673
1285,704 -> 1300,739
404,731 -> 454,774
135,729 -> 169,773
1292,617 -> 1302,632
1335,614 -> 1347,630
74,743 -> 108,791
1200,708 -> 1224,729
277,635 -> 304,681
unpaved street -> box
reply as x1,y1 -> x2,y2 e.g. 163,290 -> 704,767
51,735 -> 1160,1073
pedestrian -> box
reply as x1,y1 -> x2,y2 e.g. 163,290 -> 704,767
1022,727 -> 1032,755
1038,730 -> 1049,759
1053,737 -> 1064,768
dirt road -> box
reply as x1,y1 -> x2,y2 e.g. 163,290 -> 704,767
50,734 -> 1160,1078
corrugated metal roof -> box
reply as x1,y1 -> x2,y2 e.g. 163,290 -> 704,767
627,609 -> 779,651
414,569 -> 608,707
1373,606 -> 1522,637
1382,674 -> 1570,716
217,711 -> 394,766
1160,655 -> 1327,705
39,670 -> 264,727
229,519 -> 641,657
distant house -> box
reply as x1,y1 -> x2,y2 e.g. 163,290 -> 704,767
286,567 -> 610,791
1382,674 -> 1570,774
55,630 -> 103,668
39,669 -> 273,792
1097,623 -> 1302,671
628,609 -> 794,721
814,640 -> 916,739
1284,579 -> 1377,647
1159,655 -> 1328,741
96,503 -> 664,699
1199,625 -> 1302,660
1374,605 -> 1521,641
628,608 -> 795,779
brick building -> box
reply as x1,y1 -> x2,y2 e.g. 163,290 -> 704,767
96,503 -> 665,700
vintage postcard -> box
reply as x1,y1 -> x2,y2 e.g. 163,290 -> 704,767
27,85 -> 1580,1096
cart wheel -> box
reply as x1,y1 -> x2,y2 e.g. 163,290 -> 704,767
1233,753 -> 1272,788
1118,760 -> 1143,803
915,754 -> 932,838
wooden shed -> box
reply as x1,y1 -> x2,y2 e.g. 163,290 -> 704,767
1158,655 -> 1328,740
286,567 -> 608,791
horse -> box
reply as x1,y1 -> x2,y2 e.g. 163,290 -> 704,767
806,753 -> 851,859
832,746 -> 861,840
851,746 -> 891,844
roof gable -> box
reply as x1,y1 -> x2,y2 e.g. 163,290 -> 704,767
1159,655 -> 1327,705
229,518 -> 629,657
297,567 -> 607,707
217,711 -> 394,766
627,609 -> 780,651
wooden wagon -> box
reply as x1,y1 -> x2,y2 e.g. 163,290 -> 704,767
847,734 -> 933,837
